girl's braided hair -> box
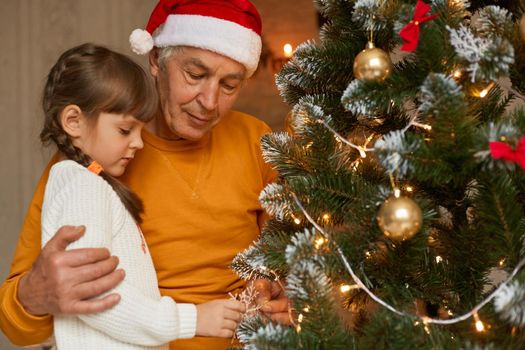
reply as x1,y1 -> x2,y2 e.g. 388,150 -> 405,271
41,43 -> 157,223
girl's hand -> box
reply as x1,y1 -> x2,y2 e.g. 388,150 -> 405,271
195,299 -> 245,338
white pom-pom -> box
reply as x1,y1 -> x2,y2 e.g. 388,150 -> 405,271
129,29 -> 154,55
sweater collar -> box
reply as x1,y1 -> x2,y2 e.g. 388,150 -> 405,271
141,128 -> 211,152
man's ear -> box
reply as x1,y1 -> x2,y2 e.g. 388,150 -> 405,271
149,48 -> 160,78
60,105 -> 84,138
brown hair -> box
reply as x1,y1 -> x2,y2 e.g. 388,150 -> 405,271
41,43 -> 157,223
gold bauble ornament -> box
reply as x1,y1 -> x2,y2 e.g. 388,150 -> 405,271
377,195 -> 422,241
353,41 -> 393,81
520,14 -> 525,42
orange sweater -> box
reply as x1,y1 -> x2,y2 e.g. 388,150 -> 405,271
0,111 -> 276,349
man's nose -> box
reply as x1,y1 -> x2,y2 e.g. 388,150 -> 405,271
198,82 -> 219,112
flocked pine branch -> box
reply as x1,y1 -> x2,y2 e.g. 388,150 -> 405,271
448,24 -> 514,82
476,6 -> 513,38
341,80 -> 377,117
232,245 -> 271,280
374,130 -> 422,177
260,132 -> 314,177
259,183 -> 295,221
352,0 -> 387,32
238,317 -> 296,350
418,73 -> 466,117
285,228 -> 325,267
494,280 -> 525,326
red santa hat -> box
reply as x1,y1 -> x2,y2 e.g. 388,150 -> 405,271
130,0 -> 262,76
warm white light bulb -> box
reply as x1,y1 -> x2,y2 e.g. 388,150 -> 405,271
314,237 -> 325,249
475,320 -> 485,332
453,69 -> 462,78
283,43 -> 293,58
340,285 -> 351,293
474,313 -> 485,332
340,284 -> 359,293
477,82 -> 495,98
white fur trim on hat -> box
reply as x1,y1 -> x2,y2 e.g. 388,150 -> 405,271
129,29 -> 154,55
153,14 -> 261,76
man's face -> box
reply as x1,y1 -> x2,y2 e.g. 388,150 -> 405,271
150,46 -> 246,141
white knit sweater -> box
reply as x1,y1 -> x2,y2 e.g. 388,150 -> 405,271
41,160 -> 196,349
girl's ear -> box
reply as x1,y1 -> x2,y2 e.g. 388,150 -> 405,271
60,105 -> 84,138
149,48 -> 160,78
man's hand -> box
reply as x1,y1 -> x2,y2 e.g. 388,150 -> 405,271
252,279 -> 292,325
17,225 -> 125,316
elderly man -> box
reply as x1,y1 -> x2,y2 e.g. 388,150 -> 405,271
0,1 -> 287,349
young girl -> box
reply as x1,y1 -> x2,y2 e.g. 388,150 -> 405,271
40,43 -> 245,349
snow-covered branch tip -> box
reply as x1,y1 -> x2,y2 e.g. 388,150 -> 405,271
261,132 -> 294,164
476,6 -> 512,37
342,80 -> 376,117
448,24 -> 514,82
259,183 -> 294,221
287,260 -> 332,300
352,0 -> 387,32
494,280 -> 525,326
374,130 -> 422,178
285,228 -> 325,266
418,73 -> 464,116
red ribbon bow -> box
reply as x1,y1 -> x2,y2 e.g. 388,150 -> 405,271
399,0 -> 439,52
489,137 -> 525,170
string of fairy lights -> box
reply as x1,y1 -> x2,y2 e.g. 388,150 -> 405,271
315,111 -> 432,157
290,191 -> 525,333
251,106 -> 522,336
316,67 -> 494,160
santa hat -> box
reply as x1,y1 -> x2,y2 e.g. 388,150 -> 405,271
130,0 -> 262,76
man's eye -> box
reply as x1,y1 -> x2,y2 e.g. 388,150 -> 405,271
222,83 -> 239,93
119,128 -> 131,135
188,72 -> 204,80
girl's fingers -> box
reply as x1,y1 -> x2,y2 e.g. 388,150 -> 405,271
225,299 -> 246,312
221,319 -> 239,331
218,329 -> 235,338
223,308 -> 242,322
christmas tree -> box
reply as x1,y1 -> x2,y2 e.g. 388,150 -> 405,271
232,0 -> 525,349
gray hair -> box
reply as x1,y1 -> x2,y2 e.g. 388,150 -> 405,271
157,46 -> 185,70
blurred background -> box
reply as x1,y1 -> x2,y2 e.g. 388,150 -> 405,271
0,0 -> 320,348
